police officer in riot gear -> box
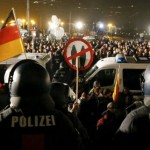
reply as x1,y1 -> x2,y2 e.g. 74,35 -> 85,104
49,82 -> 92,150
112,64 -> 150,149
53,61 -> 69,84
0,59 -> 85,150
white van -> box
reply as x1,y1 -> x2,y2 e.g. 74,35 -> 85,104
0,53 -> 50,67
0,53 -> 50,83
83,54 -> 150,100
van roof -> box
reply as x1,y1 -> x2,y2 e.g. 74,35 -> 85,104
0,53 -> 50,67
96,55 -> 150,68
84,55 -> 150,81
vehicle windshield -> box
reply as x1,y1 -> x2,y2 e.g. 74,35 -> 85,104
84,64 -> 98,79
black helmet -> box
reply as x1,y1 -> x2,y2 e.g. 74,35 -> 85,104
143,65 -> 150,96
4,59 -> 50,97
49,82 -> 70,108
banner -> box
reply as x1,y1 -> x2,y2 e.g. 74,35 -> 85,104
0,8 -> 24,62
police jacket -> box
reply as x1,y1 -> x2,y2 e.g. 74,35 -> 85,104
112,96 -> 150,149
0,106 -> 84,150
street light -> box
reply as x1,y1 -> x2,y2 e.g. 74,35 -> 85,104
75,21 -> 84,30
108,23 -> 112,33
99,23 -> 104,29
75,21 -> 84,37
31,20 -> 35,29
22,19 -> 26,29
60,22 -> 64,27
1,20 -> 4,25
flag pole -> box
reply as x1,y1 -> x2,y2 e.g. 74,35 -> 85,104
13,8 -> 27,59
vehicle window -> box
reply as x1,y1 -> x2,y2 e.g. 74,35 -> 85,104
123,69 -> 145,90
0,65 -> 7,83
92,69 -> 116,87
84,65 -> 98,78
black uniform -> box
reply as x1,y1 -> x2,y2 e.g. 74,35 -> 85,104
112,103 -> 150,149
0,105 -> 84,150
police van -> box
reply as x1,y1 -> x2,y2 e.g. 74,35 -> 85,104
83,54 -> 150,100
0,53 -> 50,67
0,53 -> 50,83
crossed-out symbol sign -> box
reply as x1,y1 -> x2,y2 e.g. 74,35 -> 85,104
64,38 -> 94,71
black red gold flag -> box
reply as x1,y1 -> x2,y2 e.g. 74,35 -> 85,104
0,8 -> 24,62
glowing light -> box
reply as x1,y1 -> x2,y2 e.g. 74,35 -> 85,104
75,21 -> 83,30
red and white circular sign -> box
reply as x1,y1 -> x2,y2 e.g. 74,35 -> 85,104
64,38 -> 94,70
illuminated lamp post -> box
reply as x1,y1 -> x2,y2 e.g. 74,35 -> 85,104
27,0 -> 30,32
108,23 -> 112,33
99,23 -> 104,29
22,19 -> 26,29
98,22 -> 104,35
60,22 -> 64,27
75,21 -> 84,37
31,20 -> 35,29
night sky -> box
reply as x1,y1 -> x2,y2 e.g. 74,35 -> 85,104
0,0 -> 150,31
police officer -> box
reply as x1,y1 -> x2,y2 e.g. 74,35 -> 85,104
51,50 -> 64,77
112,64 -> 150,149
49,82 -> 92,150
0,59 -> 85,150
53,61 -> 70,84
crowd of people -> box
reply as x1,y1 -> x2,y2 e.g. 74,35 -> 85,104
0,34 -> 150,149
23,35 -> 150,83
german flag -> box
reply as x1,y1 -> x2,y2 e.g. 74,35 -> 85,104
0,8 -> 24,62
112,72 -> 121,103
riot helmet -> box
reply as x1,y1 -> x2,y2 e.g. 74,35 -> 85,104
140,71 -> 145,95
4,59 -> 53,110
143,65 -> 150,96
4,59 -> 50,97
49,82 -> 70,108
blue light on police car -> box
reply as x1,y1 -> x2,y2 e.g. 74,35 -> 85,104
115,53 -> 127,63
